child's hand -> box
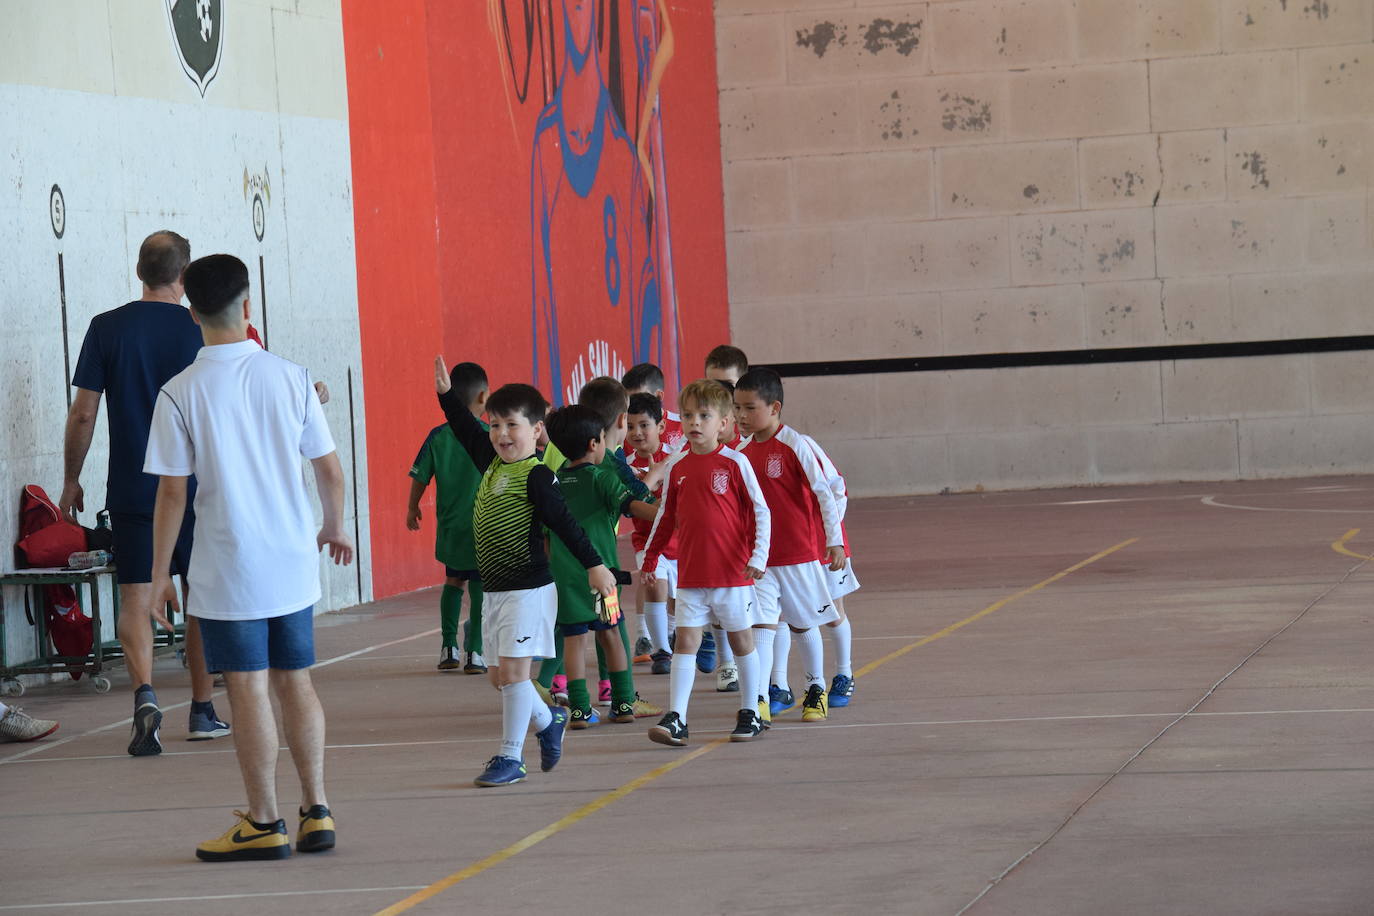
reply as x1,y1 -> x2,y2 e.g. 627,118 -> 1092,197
825,546 -> 846,571
406,505 -> 422,531
743,565 -> 764,580
434,356 -> 451,394
588,564 -> 617,597
641,568 -> 658,587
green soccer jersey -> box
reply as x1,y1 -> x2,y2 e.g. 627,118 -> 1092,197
409,424 -> 484,571
549,462 -> 633,624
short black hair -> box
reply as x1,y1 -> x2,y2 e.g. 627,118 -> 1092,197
486,383 -> 548,425
627,392 -> 663,424
735,367 -> 783,407
137,230 -> 191,288
449,362 -> 489,406
578,376 -> 629,433
182,254 -> 249,326
622,363 -> 665,393
545,405 -> 604,461
704,344 -> 749,374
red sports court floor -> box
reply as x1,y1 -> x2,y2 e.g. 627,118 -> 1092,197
4,476 -> 1374,915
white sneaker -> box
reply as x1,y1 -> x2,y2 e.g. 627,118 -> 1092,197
0,706 -> 58,742
463,651 -> 487,674
716,664 -> 739,693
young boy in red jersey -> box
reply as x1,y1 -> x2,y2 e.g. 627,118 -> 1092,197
626,393 -> 676,674
641,380 -> 771,746
701,349 -> 749,682
733,368 -> 846,723
623,363 -> 686,452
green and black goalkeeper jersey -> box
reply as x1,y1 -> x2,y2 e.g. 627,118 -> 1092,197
438,388 -> 602,591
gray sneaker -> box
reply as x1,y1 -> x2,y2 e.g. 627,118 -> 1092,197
0,706 -> 58,742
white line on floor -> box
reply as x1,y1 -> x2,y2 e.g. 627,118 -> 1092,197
768,706 -> 1374,731
1200,496 -> 1373,514
0,627 -> 440,765
0,886 -> 428,911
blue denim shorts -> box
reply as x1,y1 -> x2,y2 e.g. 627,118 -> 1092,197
197,607 -> 316,672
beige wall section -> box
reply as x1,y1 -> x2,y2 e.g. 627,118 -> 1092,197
716,0 -> 1374,496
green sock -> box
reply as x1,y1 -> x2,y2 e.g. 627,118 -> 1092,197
609,669 -> 636,707
568,678 -> 591,714
463,580 -> 484,654
439,585 -> 461,648
536,632 -> 565,689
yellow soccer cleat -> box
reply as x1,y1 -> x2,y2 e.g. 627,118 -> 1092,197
800,684 -> 829,722
195,811 -> 290,862
757,697 -> 772,730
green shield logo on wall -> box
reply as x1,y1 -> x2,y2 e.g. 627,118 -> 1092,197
165,0 -> 224,97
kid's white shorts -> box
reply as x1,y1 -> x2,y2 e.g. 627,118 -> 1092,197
635,550 -> 678,598
755,561 -> 842,628
484,583 -> 556,660
827,557 -> 861,600
675,585 -> 757,632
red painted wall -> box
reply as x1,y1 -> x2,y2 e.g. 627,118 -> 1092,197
345,1 -> 730,599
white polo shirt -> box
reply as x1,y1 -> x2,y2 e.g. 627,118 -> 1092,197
144,339 -> 336,620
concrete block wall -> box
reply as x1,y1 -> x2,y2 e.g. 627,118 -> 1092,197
716,0 -> 1374,496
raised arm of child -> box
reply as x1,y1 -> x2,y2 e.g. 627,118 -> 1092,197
435,356 -> 497,468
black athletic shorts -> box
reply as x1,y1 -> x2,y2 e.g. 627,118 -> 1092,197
110,510 -> 193,584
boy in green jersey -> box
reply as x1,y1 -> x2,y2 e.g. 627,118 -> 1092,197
544,405 -> 662,727
408,362 -> 488,673
434,358 -> 615,787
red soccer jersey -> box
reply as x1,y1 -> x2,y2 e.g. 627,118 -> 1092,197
642,445 -> 770,589
661,411 -> 687,453
801,433 -> 852,558
629,445 -> 677,557
740,425 -> 844,567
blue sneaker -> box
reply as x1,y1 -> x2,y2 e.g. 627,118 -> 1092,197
828,674 -> 854,708
696,630 -> 717,674
534,706 -> 568,772
187,708 -> 231,741
474,755 -> 527,787
768,685 -> 795,716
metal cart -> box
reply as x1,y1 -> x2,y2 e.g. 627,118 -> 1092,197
0,566 -> 121,696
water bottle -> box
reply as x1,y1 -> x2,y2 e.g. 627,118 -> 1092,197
67,550 -> 113,570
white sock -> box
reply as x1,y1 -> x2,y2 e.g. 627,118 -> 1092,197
0,701 -> 8,717
753,628 -> 774,704
733,647 -> 759,712
715,628 -> 735,665
500,681 -> 535,758
772,626 -> 792,691
826,618 -> 853,677
635,612 -> 650,641
529,685 -> 553,732
645,601 -> 670,653
669,651 -> 696,722
798,627 -> 825,688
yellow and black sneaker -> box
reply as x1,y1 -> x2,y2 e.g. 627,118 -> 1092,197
195,811 -> 290,862
297,804 -> 336,853
800,683 -> 829,722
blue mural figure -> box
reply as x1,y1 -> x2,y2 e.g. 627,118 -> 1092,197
527,0 -> 673,405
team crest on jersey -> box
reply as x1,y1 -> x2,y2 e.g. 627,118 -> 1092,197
710,469 -> 730,495
766,453 -> 784,479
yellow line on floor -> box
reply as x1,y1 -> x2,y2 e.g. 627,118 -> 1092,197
1332,528 -> 1370,560
373,536 -> 1138,915
853,538 -> 1138,679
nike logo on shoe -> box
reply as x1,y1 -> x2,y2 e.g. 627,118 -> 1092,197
231,828 -> 278,844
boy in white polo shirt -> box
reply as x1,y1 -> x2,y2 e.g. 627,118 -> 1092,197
146,254 -> 353,862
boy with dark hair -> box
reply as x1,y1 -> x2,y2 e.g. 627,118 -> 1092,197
544,406 -> 662,727
435,358 -> 616,787
623,362 -> 685,452
626,393 -> 676,674
642,380 -> 770,746
408,362 -> 489,673
704,345 -> 749,383
732,368 -> 846,724
147,253 -> 351,860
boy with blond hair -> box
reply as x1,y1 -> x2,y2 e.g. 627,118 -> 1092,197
732,367 -> 846,723
642,380 -> 770,746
